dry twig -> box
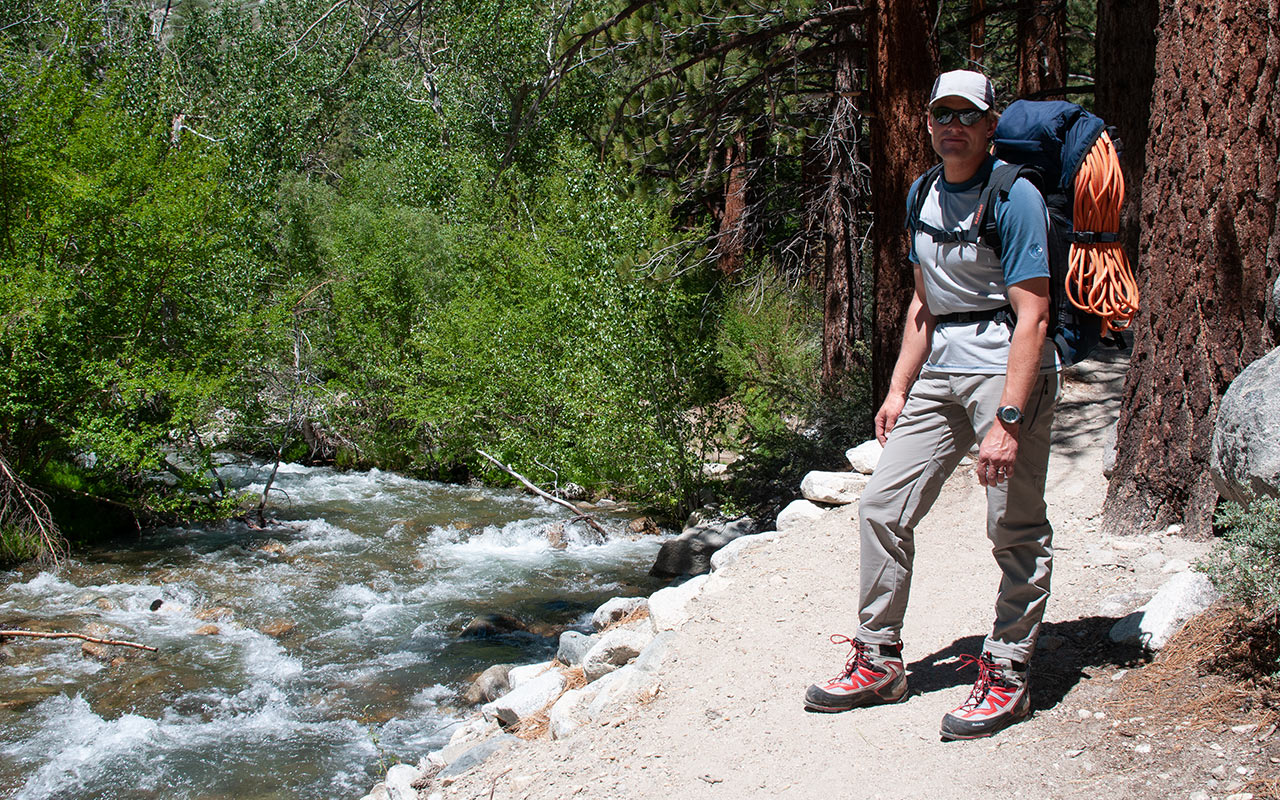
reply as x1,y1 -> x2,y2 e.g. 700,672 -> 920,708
0,629 -> 157,652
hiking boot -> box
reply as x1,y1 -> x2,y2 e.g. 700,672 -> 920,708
939,652 -> 1031,740
803,635 -> 907,712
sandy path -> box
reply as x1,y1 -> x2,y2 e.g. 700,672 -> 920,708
426,350 -> 1211,800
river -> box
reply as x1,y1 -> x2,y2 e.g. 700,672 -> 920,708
0,462 -> 665,799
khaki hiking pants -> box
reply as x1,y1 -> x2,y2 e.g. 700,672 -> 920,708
856,370 -> 1059,664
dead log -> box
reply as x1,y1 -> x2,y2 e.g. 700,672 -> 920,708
475,450 -> 607,537
0,629 -> 157,652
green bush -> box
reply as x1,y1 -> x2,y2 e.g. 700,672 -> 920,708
1203,496 -> 1280,611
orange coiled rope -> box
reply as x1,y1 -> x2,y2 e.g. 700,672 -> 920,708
1068,131 -> 1139,334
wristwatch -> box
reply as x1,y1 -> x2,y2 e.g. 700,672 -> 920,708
997,405 -> 1024,425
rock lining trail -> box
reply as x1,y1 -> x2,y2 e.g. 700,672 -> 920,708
416,349 -> 1217,800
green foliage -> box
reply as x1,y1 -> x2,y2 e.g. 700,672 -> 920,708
1203,497 -> 1280,611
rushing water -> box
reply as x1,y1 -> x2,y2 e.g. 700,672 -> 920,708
0,463 -> 665,799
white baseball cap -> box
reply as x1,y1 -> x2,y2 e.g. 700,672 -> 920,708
928,70 -> 995,111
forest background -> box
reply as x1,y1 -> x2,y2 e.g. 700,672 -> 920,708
1,0 -> 1276,565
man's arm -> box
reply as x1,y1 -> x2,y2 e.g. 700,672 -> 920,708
876,265 -> 936,444
974,276 -> 1050,486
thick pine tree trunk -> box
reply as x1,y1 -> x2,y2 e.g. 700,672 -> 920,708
1094,0 -> 1158,276
1015,0 -> 1067,98
1102,0 -> 1280,537
713,132 -> 749,276
868,0 -> 937,403
820,26 -> 868,393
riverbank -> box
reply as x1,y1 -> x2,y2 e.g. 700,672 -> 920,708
376,348 -> 1279,800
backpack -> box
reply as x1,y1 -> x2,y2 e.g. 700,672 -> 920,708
907,99 -> 1136,366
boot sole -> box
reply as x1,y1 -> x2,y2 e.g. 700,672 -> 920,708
939,706 -> 1031,740
803,683 -> 909,713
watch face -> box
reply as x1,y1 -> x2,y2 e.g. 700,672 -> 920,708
999,406 -> 1022,424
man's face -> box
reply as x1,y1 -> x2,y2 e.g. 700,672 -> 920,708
927,99 -> 994,164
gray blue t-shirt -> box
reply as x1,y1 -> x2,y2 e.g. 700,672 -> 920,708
907,157 -> 1059,374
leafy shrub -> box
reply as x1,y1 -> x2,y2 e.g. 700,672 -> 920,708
1203,496 -> 1280,611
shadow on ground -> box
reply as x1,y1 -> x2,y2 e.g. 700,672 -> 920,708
904,615 -> 1149,711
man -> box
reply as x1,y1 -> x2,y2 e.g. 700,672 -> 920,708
803,70 -> 1059,741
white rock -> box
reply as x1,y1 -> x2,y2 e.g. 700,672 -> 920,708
845,440 -> 884,474
648,574 -> 709,632
507,660 -> 553,690
709,533 -> 768,572
775,499 -> 826,532
1135,552 -> 1167,572
582,626 -> 655,682
1109,571 -> 1219,650
481,669 -> 567,726
361,784 -> 389,800
446,717 -> 499,751
591,597 -> 648,631
800,471 -> 870,505
1162,558 -> 1191,573
549,687 -> 588,740
384,763 -> 422,800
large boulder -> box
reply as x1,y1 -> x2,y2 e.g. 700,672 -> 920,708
461,663 -> 511,706
709,533 -> 770,572
1109,571 -> 1219,651
649,515 -> 755,577
1211,346 -> 1280,504
591,597 -> 648,631
581,626 -> 655,682
555,631 -> 598,666
480,669 -> 566,726
845,440 -> 884,474
775,499 -> 825,532
800,471 -> 870,505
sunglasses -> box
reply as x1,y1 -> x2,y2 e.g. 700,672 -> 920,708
930,106 -> 987,126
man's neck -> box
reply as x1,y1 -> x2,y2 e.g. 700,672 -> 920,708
942,153 -> 990,185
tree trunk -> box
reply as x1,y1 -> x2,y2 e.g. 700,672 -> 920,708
1015,0 -> 1067,98
820,25 -> 868,393
1102,0 -> 1280,538
1094,0 -> 1158,277
713,132 -> 749,276
868,0 -> 937,404
969,0 -> 987,67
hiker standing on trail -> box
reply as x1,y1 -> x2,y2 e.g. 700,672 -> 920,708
804,70 -> 1059,740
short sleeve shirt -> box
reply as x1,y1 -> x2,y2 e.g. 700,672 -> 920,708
906,157 -> 1059,374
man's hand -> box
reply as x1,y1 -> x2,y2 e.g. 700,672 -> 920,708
976,421 -> 1019,486
875,393 -> 908,445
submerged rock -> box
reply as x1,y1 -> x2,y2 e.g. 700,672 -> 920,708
459,613 -> 528,638
260,619 -> 296,638
462,664 -> 511,706
650,515 -> 755,577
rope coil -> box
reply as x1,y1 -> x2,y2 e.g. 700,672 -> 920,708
1068,131 -> 1139,334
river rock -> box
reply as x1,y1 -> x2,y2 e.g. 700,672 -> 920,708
800,471 -> 870,505
481,669 -> 566,726
460,613 -> 528,638
1211,346 -> 1280,503
775,499 -> 825,532
556,631 -> 598,666
649,515 -> 755,577
260,619 -> 296,638
627,517 -> 662,536
507,660 -> 553,689
194,624 -> 220,636
462,664 -> 511,706
845,440 -> 884,474
383,763 -> 423,800
81,641 -> 111,661
585,632 -> 673,722
648,575 -> 709,632
1109,571 -> 1219,650
591,597 -> 648,630
582,626 -> 655,682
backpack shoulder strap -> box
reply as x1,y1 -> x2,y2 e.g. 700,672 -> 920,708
906,163 -> 945,234
977,163 -> 1040,257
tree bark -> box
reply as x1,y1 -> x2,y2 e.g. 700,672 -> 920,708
969,0 -> 987,67
1094,0 -> 1158,277
1015,0 -> 1067,99
868,0 -> 937,404
713,132 -> 750,276
1103,0 -> 1280,538
820,25 -> 869,394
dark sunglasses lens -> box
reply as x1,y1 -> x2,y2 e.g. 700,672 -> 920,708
931,107 -> 985,126
931,108 -> 955,125
959,109 -> 985,125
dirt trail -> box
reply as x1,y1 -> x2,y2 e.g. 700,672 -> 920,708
428,350 -> 1217,800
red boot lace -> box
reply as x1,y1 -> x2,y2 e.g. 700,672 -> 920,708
829,634 -> 872,679
955,653 -> 1005,710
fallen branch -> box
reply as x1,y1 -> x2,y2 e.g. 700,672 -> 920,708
475,450 -> 607,537
0,629 -> 158,652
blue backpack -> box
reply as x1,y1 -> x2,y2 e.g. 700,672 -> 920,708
907,100 -> 1120,366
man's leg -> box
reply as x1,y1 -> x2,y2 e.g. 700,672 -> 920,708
857,373 -> 977,646
940,371 -> 1057,740
804,374 -> 975,712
